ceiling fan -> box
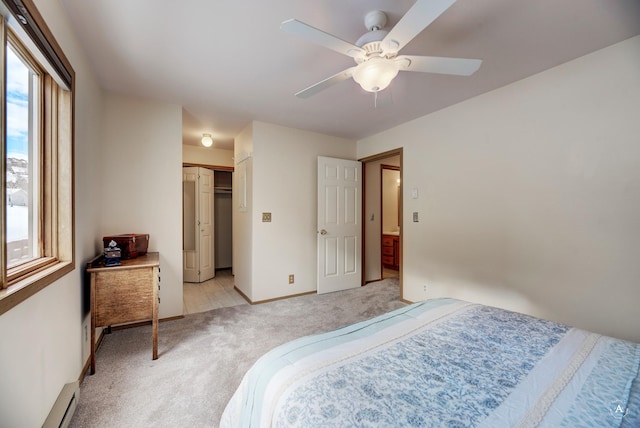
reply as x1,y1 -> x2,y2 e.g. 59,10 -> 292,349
281,0 -> 481,98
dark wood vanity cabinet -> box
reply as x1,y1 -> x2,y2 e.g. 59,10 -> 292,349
382,234 -> 399,270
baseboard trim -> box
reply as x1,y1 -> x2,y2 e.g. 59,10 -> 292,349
80,357 -> 91,384
234,286 -> 316,305
79,328 -> 105,382
109,315 -> 184,332
234,286 -> 251,304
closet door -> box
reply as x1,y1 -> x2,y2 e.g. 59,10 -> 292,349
183,167 -> 199,282
198,168 -> 215,281
183,167 -> 215,282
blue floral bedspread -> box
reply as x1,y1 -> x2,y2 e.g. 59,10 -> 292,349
220,298 -> 640,427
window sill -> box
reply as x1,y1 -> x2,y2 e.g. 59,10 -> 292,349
0,260 -> 74,316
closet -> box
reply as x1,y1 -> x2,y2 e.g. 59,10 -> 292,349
182,167 -> 232,283
213,170 -> 232,269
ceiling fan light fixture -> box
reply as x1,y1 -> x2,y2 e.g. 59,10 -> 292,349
352,57 -> 399,92
282,1 -> 480,99
201,133 -> 213,147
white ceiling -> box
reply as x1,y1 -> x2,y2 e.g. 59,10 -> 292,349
60,0 -> 640,150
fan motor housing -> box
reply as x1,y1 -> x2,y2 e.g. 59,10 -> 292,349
364,10 -> 387,31
356,11 -> 392,60
356,30 -> 388,50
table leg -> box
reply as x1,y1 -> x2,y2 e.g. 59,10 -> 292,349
152,266 -> 159,360
90,275 -> 96,375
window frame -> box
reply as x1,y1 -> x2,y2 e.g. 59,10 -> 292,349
0,0 -> 75,316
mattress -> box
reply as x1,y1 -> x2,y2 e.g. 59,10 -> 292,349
220,298 -> 639,427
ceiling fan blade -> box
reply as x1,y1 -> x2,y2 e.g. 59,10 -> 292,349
397,55 -> 482,76
295,67 -> 357,98
281,19 -> 365,59
382,0 -> 457,55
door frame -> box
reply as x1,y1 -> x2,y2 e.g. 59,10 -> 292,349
359,148 -> 403,300
181,162 -> 234,284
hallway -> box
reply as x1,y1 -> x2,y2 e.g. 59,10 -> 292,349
183,269 -> 247,314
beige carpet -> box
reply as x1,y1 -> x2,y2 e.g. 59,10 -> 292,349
70,278 -> 404,428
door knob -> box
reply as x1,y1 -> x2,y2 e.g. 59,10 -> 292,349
320,229 -> 328,235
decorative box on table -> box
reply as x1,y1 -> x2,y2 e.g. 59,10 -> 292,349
102,234 -> 149,259
103,241 -> 121,267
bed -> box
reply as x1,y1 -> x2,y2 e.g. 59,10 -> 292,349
220,298 -> 639,427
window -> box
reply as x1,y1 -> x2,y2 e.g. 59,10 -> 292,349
0,0 -> 75,315
6,36 -> 40,268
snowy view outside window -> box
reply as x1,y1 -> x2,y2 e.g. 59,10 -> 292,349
6,45 -> 35,266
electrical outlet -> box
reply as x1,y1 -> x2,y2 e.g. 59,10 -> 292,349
288,274 -> 294,284
423,284 -> 428,293
262,212 -> 272,222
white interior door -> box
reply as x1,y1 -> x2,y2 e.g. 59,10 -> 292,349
317,156 -> 362,294
198,168 -> 215,281
183,167 -> 215,283
183,167 -> 199,282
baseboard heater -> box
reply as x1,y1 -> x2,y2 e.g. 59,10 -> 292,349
42,381 -> 79,428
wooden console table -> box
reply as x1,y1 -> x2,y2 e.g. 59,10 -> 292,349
87,252 -> 160,374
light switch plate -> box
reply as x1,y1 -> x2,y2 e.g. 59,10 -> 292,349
413,212 -> 419,222
262,212 -> 272,222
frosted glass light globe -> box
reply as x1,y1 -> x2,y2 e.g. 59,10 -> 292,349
352,57 -> 399,92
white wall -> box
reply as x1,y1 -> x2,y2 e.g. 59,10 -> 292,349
358,35 -> 640,342
182,144 -> 233,167
101,93 -> 183,319
0,0 -> 104,426
234,121 -> 357,302
233,124 -> 254,298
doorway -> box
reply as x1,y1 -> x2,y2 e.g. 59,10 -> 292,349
182,166 -> 234,283
381,164 -> 400,278
182,164 -> 240,314
361,149 -> 403,296
213,170 -> 233,271
183,166 -> 215,283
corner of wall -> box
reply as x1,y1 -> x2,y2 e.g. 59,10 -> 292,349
232,124 -> 254,299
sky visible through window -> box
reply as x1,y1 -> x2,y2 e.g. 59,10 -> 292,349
6,46 -> 30,245
7,46 -> 29,160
